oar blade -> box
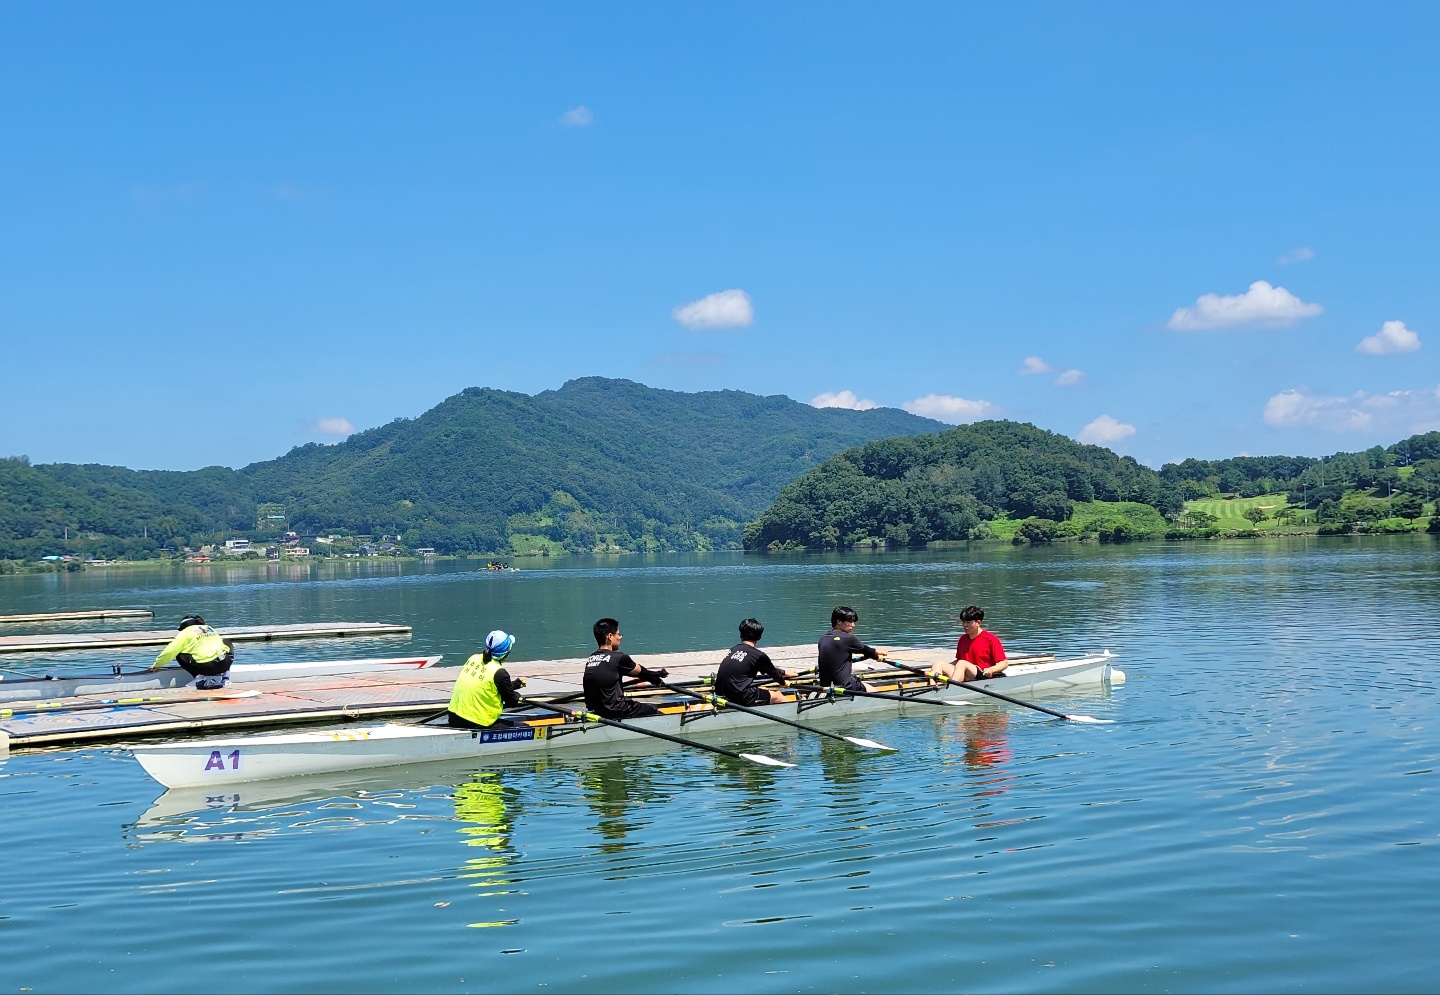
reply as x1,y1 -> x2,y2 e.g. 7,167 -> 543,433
1066,714 -> 1114,724
739,752 -> 796,768
843,736 -> 896,751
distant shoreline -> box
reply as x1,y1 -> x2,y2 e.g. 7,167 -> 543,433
5,528 -> 1435,576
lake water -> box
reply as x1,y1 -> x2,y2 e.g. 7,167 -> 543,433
2,539 -> 1437,993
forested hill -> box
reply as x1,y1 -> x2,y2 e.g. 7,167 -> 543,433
0,378 -> 943,558
743,421 -> 1182,549
745,424 -> 1440,549
1159,432 -> 1440,502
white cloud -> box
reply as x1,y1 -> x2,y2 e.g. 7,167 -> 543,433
1077,415 -> 1136,445
559,105 -> 593,127
1019,356 -> 1053,375
672,289 -> 754,330
1263,385 -> 1440,433
310,417 -> 356,437
811,390 -> 879,411
1355,320 -> 1421,355
1054,368 -> 1085,387
1277,246 -> 1315,265
901,394 -> 998,424
1167,280 -> 1322,331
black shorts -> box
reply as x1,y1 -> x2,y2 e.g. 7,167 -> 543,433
602,700 -> 660,720
735,685 -> 772,707
176,644 -> 234,678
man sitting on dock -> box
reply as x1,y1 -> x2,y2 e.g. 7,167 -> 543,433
447,630 -> 525,730
930,605 -> 1008,683
818,606 -> 888,693
716,618 -> 796,705
150,615 -> 235,690
583,618 -> 669,719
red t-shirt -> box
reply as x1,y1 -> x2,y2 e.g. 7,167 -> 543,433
955,630 -> 1006,670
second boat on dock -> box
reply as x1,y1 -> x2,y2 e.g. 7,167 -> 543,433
0,656 -> 441,703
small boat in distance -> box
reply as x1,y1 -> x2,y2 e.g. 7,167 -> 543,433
131,653 -> 1121,788
0,655 -> 442,703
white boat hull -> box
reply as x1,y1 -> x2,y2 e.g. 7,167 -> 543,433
0,656 -> 441,703
132,653 -> 1119,788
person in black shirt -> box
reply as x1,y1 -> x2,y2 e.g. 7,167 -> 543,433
817,606 -> 888,692
583,617 -> 670,719
716,617 -> 796,706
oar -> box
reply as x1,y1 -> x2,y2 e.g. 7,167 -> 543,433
519,697 -> 796,768
548,676 -> 649,705
878,658 -> 1113,724
0,689 -> 261,718
413,677 -> 660,727
794,682 -> 1105,728
661,682 -> 894,751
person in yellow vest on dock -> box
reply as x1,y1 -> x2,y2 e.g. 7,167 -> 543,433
447,630 -> 525,730
150,615 -> 235,690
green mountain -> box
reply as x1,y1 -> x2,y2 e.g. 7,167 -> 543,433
743,420 -> 1183,549
0,378 -> 944,559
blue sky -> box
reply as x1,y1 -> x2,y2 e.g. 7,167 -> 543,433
2,3 -> 1437,470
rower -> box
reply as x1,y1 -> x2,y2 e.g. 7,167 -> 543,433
930,605 -> 1007,683
817,606 -> 888,693
583,618 -> 669,719
716,617 -> 796,705
150,615 -> 235,689
447,630 -> 525,730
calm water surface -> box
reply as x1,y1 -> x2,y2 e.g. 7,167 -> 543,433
1,539 -> 1437,993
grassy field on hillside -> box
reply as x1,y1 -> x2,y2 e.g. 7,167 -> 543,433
1185,493 -> 1298,531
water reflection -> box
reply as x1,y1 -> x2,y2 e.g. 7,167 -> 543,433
576,754 -> 666,853
130,765 -> 464,843
956,711 -> 1013,774
452,771 -> 522,927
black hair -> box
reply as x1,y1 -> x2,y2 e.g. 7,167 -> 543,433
178,614 -> 206,631
960,605 -> 985,623
830,606 -> 858,627
738,617 -> 765,642
593,617 -> 620,647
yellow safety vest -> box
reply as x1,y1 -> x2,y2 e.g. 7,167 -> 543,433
154,624 -> 230,667
449,654 -> 504,727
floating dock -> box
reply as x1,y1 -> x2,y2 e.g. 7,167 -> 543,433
0,647 -> 1053,751
0,609 -> 153,624
0,621 -> 412,655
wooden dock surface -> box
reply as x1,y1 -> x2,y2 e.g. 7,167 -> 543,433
0,609 -> 153,624
0,645 -> 1052,751
0,621 -> 412,655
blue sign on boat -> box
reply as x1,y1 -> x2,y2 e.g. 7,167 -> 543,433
477,727 -> 538,744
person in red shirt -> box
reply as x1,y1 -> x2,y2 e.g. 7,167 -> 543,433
931,605 -> 1008,682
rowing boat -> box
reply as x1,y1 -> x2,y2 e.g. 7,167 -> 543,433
131,652 -> 1121,788
0,655 -> 442,703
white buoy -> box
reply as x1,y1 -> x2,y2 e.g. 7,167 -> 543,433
1108,667 -> 1126,684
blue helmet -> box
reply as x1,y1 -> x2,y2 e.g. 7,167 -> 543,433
485,630 -> 515,657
